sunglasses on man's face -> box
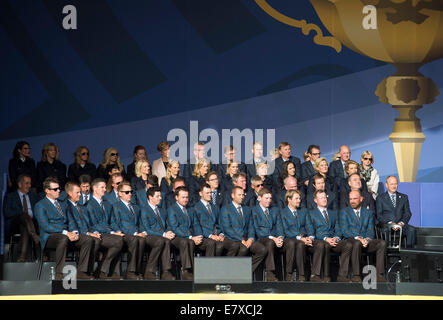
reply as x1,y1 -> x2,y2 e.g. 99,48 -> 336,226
49,187 -> 61,192
110,153 -> 119,156
255,184 -> 264,188
119,190 -> 133,194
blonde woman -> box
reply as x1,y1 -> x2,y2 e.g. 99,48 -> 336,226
188,158 -> 211,206
307,157 -> 336,195
37,142 -> 67,191
359,151 -> 379,199
160,159 -> 180,195
338,160 -> 368,195
256,162 -> 273,191
220,161 -> 239,192
131,159 -> 151,191
152,141 -> 170,182
97,147 -> 126,181
68,146 -> 96,182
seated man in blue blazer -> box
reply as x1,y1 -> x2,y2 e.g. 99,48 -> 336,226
65,181 -> 123,279
167,187 -> 211,280
306,174 -> 338,211
222,173 -> 251,206
111,181 -> 148,280
164,177 -> 187,209
78,174 -> 92,205
220,186 -> 267,274
340,190 -> 387,283
376,176 -> 416,248
34,177 -> 93,280
140,187 -> 175,280
3,174 -> 40,262
85,178 -> 125,280
132,175 -> 160,209
251,188 -> 288,281
305,190 -> 352,282
191,184 -> 224,256
280,190 -> 324,282
103,172 -> 124,205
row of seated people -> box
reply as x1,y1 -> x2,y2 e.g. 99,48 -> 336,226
4,172 -> 415,282
8,141 -> 380,202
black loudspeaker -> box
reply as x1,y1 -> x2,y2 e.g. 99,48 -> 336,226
400,248 -> 443,283
194,257 -> 252,284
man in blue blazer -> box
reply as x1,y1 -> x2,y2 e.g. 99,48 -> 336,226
273,177 -> 307,209
340,190 -> 387,283
191,184 -> 224,256
85,178 -> 125,279
103,172 -> 123,205
280,190 -> 324,282
300,145 -> 321,187
111,181 -> 147,280
167,187 -> 209,280
34,177 -> 93,280
328,145 -> 351,188
251,188 -> 289,281
270,142 -> 301,186
3,174 -> 40,261
305,190 -> 352,282
376,176 -> 416,248
220,186 -> 267,273
140,187 -> 175,280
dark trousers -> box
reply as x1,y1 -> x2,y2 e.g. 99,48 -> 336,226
10,213 -> 39,259
323,239 -> 352,277
69,234 -> 93,273
224,238 -> 267,272
92,234 -> 123,274
121,235 -> 139,273
348,238 -> 386,276
305,239 -> 324,276
215,240 -> 224,256
196,238 -> 216,256
45,234 -> 69,274
171,237 -> 194,270
258,238 -> 292,272
144,235 -> 171,273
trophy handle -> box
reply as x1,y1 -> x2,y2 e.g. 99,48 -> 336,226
254,0 -> 342,53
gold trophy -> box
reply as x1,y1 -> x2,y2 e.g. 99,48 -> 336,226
255,0 -> 443,182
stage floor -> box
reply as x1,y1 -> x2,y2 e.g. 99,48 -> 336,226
1,293 -> 442,300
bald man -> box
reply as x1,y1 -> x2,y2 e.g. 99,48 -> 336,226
329,145 -> 351,187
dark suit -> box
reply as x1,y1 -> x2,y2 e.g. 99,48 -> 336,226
3,190 -> 40,259
34,197 -> 92,274
67,162 -> 96,182
328,160 -> 346,187
192,200 -> 224,256
8,157 -> 37,190
376,192 -> 416,247
187,176 -> 206,207
245,159 -> 265,182
131,176 -> 147,191
78,192 -> 92,206
301,161 -> 316,186
37,160 -> 67,191
96,164 -> 126,181
339,207 -> 386,275
111,201 -> 145,273
305,208 -> 352,278
140,204 -> 172,273
280,207 -> 323,277
126,161 -> 137,181
103,190 -> 119,205
251,205 -> 290,274
220,203 -> 267,272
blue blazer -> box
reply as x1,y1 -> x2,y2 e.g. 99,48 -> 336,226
306,190 -> 338,211
3,191 -> 39,234
111,200 -> 145,235
328,160 -> 345,187
305,208 -> 341,240
103,190 -> 119,205
274,190 -> 307,209
167,202 -> 202,238
65,201 -> 91,234
251,205 -> 284,239
34,197 -> 69,249
376,192 -> 412,225
85,197 -> 117,234
220,203 -> 255,242
131,176 -> 147,191
140,205 -> 168,237
78,192 -> 92,206
339,207 -> 375,240
301,161 -> 316,185
191,200 -> 222,238
280,206 -> 309,239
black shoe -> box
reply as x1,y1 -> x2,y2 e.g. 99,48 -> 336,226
266,271 -> 278,281
310,275 -> 322,282
144,272 -> 157,280
182,270 -> 193,281
336,276 -> 351,282
161,271 -> 175,281
351,275 -> 361,283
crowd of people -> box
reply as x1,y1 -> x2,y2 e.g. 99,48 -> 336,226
2,140 -> 416,282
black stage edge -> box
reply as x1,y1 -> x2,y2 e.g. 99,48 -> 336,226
396,283 -> 443,296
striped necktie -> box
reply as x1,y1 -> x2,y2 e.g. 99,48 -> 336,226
356,210 -> 360,222
211,191 -> 217,206
391,194 -> 396,208
322,210 -> 329,224
264,208 -> 270,220
154,207 -> 164,232
54,200 -> 64,216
